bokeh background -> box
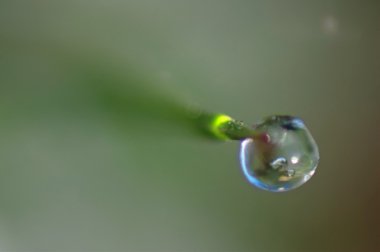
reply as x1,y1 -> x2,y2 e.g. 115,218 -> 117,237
1,0 -> 379,251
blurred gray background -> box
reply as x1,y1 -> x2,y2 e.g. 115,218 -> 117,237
0,0 -> 379,251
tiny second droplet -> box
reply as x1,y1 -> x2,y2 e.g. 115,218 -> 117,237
239,115 -> 319,192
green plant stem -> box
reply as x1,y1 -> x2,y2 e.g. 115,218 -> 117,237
189,112 -> 257,141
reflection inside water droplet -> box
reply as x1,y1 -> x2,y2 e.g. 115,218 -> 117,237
270,157 -> 287,170
239,115 -> 319,192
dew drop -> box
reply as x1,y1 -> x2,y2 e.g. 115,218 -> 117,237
239,115 -> 319,192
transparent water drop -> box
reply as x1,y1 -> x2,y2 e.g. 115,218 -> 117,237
239,115 -> 319,192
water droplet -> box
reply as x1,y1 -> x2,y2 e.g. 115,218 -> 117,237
239,115 -> 319,192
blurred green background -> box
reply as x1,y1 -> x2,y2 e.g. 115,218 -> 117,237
1,0 -> 379,251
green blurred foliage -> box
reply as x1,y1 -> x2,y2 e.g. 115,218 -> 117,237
0,0 -> 380,251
